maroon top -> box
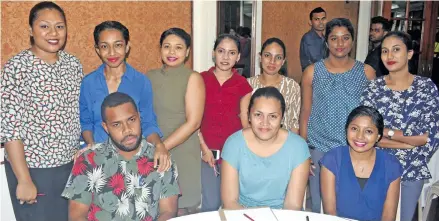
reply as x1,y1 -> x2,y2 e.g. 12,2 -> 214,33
200,67 -> 252,152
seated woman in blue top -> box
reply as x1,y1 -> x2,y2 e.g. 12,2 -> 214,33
79,21 -> 169,171
221,87 -> 310,210
320,106 -> 402,221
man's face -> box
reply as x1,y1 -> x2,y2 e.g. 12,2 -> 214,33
310,12 -> 327,32
370,23 -> 387,43
102,102 -> 142,152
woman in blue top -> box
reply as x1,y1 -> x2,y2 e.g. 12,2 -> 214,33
361,31 -> 439,221
300,18 -> 376,213
320,106 -> 402,221
79,21 -> 169,171
221,87 -> 310,209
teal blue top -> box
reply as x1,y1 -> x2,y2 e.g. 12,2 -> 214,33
221,130 -> 310,209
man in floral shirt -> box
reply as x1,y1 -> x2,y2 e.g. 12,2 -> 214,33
62,92 -> 179,221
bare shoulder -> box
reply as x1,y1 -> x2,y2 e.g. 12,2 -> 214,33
363,63 -> 376,80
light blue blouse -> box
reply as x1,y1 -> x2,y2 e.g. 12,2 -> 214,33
221,130 -> 310,209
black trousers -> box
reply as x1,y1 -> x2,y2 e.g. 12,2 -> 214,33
5,161 -> 73,221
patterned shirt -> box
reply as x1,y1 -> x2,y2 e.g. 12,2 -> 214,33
62,139 -> 180,221
307,60 -> 368,152
1,49 -> 83,168
361,76 -> 439,181
248,75 -> 301,130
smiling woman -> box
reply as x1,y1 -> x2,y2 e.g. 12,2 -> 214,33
1,2 -> 83,221
78,21 -> 169,173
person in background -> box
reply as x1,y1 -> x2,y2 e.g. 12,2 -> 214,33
321,106 -> 402,221
1,2 -> 83,220
300,7 -> 327,72
237,26 -> 251,78
248,38 -> 300,133
364,16 -> 391,77
361,31 -> 439,221
79,21 -> 169,172
300,18 -> 376,213
64,92 -> 179,221
221,87 -> 310,210
198,34 -> 253,212
147,27 -> 205,216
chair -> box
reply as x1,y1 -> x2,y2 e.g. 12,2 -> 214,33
422,181 -> 439,221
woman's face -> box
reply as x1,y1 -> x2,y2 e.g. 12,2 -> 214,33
260,42 -> 285,76
381,36 -> 413,73
327,26 -> 353,58
213,38 -> 240,71
160,34 -> 189,67
30,8 -> 67,54
249,96 -> 283,141
346,116 -> 381,154
95,29 -> 129,69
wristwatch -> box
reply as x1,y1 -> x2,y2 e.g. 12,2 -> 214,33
387,129 -> 395,139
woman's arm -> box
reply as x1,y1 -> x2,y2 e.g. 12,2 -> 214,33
284,159 -> 310,210
1,62 -> 37,204
240,93 -> 252,128
383,128 -> 428,147
321,166 -> 337,215
163,72 -> 205,150
381,178 -> 401,221
299,65 -> 314,140
221,161 -> 244,209
364,64 -> 377,80
378,138 -> 415,149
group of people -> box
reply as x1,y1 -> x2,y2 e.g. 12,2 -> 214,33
1,2 -> 438,221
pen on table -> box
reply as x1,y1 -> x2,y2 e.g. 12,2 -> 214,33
243,213 -> 255,221
306,215 -> 310,221
37,193 -> 45,196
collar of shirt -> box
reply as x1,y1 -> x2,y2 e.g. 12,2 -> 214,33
104,138 -> 150,161
205,66 -> 241,86
26,49 -> 66,66
309,29 -> 325,41
96,62 -> 136,82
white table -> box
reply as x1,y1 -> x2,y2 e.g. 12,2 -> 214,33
169,210 -> 355,221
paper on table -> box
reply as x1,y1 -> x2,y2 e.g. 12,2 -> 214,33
222,207 -> 278,221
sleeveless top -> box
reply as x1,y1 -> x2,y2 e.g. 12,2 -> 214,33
308,60 -> 368,152
146,65 -> 201,207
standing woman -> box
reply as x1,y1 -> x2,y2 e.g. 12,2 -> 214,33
299,18 -> 376,213
247,37 -> 300,133
79,21 -> 169,172
1,2 -> 83,220
147,27 -> 205,216
199,34 -> 253,211
361,31 -> 439,221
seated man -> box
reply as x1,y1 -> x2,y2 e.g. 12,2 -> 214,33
62,92 -> 179,221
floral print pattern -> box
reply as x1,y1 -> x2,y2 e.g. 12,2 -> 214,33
1,49 -> 83,168
361,76 -> 439,181
62,139 -> 180,221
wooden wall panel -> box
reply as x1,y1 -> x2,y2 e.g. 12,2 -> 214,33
1,1 -> 192,74
262,1 -> 359,83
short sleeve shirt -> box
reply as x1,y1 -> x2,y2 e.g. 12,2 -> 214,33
62,139 -> 180,221
320,146 -> 402,221
1,49 -> 83,168
200,67 -> 253,151
222,130 -> 310,209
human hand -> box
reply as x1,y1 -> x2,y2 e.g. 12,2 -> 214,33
154,143 -> 171,172
16,180 -> 37,205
